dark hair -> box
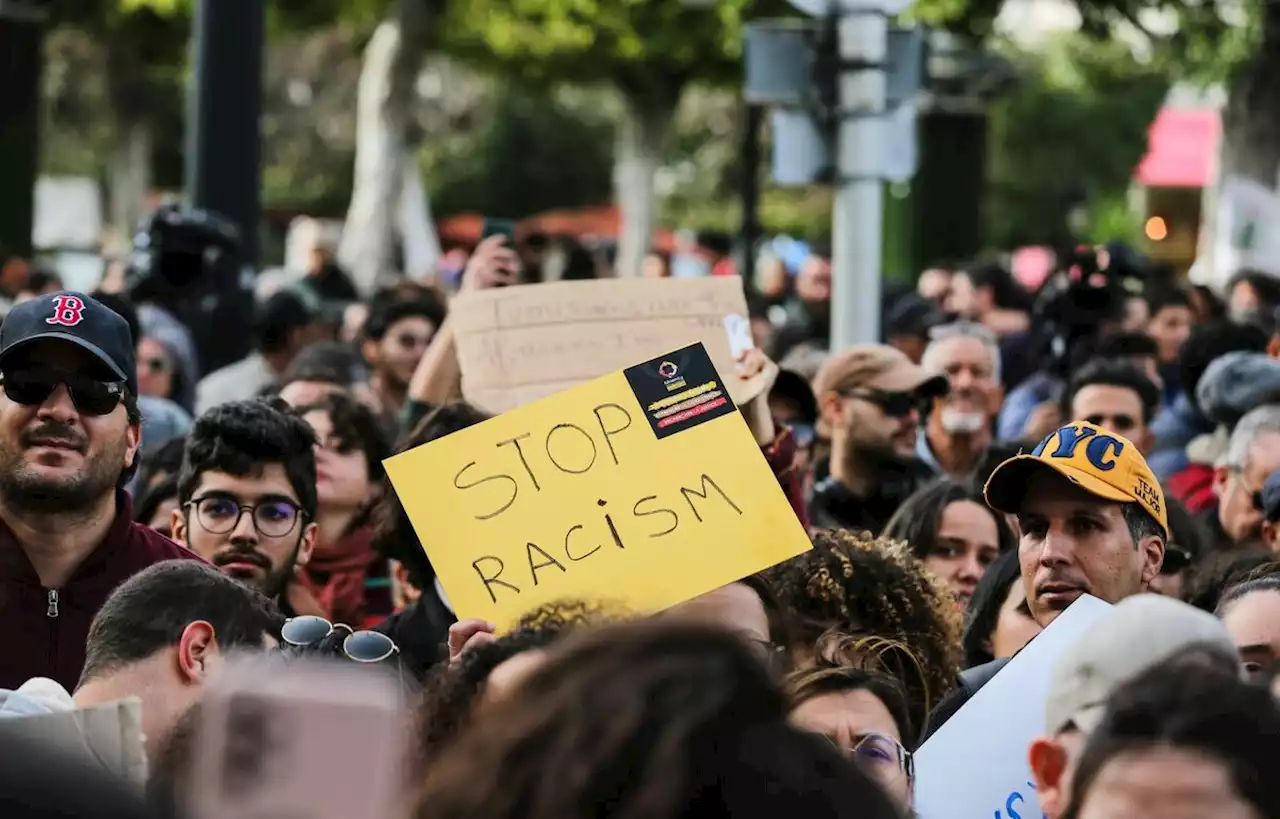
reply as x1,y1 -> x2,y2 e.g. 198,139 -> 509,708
361,294 -> 447,342
1182,547 -> 1276,612
90,289 -> 146,485
763,529 -> 962,741
413,621 -> 902,819
372,401 -> 490,590
282,340 -> 369,388
786,666 -> 914,749
1145,286 -> 1193,317
1061,358 -> 1162,426
738,573 -> 794,653
136,434 -> 188,494
1120,503 -> 1165,549
78,561 -> 283,686
975,441 -> 1030,487
177,398 -> 318,518
1214,567 -> 1280,617
1089,330 -> 1159,361
24,266 -> 63,295
1179,320 -> 1268,411
1227,269 -> 1280,315
254,291 -> 317,354
1163,496 -> 1206,574
1061,658 -> 1280,819
883,478 -> 1017,565
133,473 -> 179,530
296,391 -> 389,483
1189,284 -> 1226,322
964,260 -> 1032,312
961,549 -> 1023,668
414,600 -> 613,767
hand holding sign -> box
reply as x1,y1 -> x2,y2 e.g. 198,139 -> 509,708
384,343 -> 811,628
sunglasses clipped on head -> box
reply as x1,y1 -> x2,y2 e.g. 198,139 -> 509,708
280,615 -> 400,664
1,368 -> 125,416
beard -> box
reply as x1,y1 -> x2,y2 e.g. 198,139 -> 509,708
215,539 -> 303,601
940,406 -> 988,435
0,425 -> 125,515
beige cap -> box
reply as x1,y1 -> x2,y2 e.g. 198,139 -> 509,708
812,344 -> 948,399
1044,594 -> 1237,736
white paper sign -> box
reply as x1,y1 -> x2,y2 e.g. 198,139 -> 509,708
912,595 -> 1112,819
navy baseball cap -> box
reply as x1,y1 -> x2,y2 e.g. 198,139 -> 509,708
0,291 -> 137,395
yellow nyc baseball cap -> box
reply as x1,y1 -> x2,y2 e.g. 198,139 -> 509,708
984,421 -> 1168,539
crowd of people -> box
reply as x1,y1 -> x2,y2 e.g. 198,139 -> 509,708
1,231 -> 1279,819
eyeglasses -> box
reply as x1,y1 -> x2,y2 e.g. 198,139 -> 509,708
847,389 -> 923,419
280,615 -> 400,663
828,732 -> 914,780
1,369 -> 125,416
186,496 -> 305,538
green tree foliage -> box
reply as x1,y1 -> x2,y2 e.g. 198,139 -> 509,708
984,35 -> 1168,248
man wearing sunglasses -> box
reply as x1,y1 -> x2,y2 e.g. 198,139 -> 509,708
0,291 -> 202,691
172,399 -> 322,617
809,344 -> 948,533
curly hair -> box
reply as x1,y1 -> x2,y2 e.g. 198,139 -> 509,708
763,529 -> 962,736
412,620 -> 902,819
414,599 -> 618,768
786,665 -> 915,748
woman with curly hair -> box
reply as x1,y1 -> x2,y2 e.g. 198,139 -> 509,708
763,528 -> 963,735
413,620 -> 902,819
415,599 -> 617,767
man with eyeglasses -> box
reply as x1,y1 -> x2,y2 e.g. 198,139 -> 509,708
171,399 -> 323,617
1213,404 -> 1280,545
0,291 -> 201,690
809,344 -> 948,532
918,322 -> 1003,479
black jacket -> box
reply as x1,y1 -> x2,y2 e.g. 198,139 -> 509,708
921,657 -> 1010,743
374,591 -> 455,682
807,458 -> 932,534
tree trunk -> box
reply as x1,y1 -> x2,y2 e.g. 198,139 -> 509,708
613,93 -> 677,277
338,2 -> 438,296
108,121 -> 152,239
1222,3 -> 1280,188
397,149 -> 441,280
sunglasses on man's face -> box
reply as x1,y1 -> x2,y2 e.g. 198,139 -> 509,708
847,389 -> 922,419
1,369 -> 125,416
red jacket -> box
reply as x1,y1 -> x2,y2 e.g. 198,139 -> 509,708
0,493 -> 204,691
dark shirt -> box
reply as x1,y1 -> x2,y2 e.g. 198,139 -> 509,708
302,262 -> 359,303
920,657 -> 1011,743
0,493 -> 204,690
374,591 -> 455,683
807,457 -> 931,534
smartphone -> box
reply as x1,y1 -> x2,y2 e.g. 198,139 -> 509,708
189,658 -> 406,819
481,217 -> 517,244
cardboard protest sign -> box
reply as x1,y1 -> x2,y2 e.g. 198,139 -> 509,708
384,342 -> 812,628
912,595 -> 1112,819
449,276 -> 769,414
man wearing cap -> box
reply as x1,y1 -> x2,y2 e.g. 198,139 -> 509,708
922,421 -> 1167,738
0,291 -> 201,690
809,344 -> 948,533
1027,595 -> 1238,818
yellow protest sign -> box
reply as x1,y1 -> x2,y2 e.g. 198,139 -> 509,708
383,342 -> 813,628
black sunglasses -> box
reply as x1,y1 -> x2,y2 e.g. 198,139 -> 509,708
1,369 -> 125,416
847,389 -> 922,419
280,615 -> 399,664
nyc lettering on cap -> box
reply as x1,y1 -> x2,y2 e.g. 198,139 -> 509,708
0,291 -> 138,395
984,421 -> 1168,539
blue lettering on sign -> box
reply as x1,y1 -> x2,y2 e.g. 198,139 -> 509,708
993,781 -> 1046,819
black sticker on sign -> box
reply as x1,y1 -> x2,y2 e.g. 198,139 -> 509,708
624,342 -> 735,440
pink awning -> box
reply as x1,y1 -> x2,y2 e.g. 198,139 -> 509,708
1134,108 -> 1221,188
